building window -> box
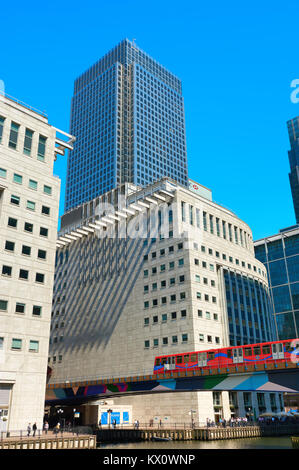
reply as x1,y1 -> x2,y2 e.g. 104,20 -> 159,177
32,305 -> 42,317
26,200 -> 36,211
11,338 -> 22,350
37,249 -> 46,260
37,135 -> 47,161
8,122 -> 20,149
15,302 -> 25,314
8,217 -> 17,228
5,241 -> 15,252
29,340 -> 39,352
10,194 -> 20,206
13,173 -> 22,184
171,311 -> 177,320
199,334 -> 204,342
0,116 -> 5,144
43,185 -> 52,195
19,269 -> 29,280
40,227 -> 48,237
0,167 -> 7,178
35,273 -> 45,284
172,335 -> 178,344
22,245 -> 31,256
2,265 -> 12,277
144,340 -> 150,349
198,309 -> 203,317
29,179 -> 38,190
0,300 -> 8,311
24,222 -> 33,233
182,334 -> 188,343
23,129 -> 33,156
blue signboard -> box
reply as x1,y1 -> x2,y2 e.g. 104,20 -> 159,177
101,412 -> 108,425
123,412 -> 129,422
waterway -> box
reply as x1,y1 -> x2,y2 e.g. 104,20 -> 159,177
99,436 -> 292,449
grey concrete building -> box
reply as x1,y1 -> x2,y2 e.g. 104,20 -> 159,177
48,178 -> 281,425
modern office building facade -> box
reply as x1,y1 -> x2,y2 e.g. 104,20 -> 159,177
65,39 -> 188,212
0,93 -> 74,434
254,225 -> 299,340
287,117 -> 299,224
48,178 -> 279,425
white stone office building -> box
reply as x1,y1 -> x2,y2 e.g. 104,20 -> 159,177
0,93 -> 74,434
49,178 -> 284,425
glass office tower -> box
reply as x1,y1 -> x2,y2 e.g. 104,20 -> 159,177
287,117 -> 299,224
65,39 -> 188,212
254,226 -> 299,340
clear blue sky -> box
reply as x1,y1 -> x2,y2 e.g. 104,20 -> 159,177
1,0 -> 298,240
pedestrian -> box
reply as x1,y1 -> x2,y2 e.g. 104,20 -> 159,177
44,421 -> 49,435
98,418 -> 102,429
32,422 -> 37,437
54,422 -> 60,434
27,423 -> 31,437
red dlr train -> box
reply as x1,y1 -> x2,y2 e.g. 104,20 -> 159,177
154,338 -> 299,374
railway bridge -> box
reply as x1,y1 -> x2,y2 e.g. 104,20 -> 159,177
46,361 -> 299,406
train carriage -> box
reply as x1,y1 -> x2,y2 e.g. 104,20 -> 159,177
153,338 -> 299,374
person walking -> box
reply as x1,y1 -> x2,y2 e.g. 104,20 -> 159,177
44,421 -> 49,435
27,423 -> 31,437
32,422 -> 37,437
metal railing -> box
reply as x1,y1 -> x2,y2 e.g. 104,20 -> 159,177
0,425 -> 94,441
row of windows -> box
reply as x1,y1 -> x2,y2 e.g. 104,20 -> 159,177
0,116 -> 47,161
144,275 -> 185,292
181,201 -> 252,249
5,218 -> 48,237
144,309 -> 219,324
7,191 -> 51,215
143,258 -> 185,275
144,309 -> 187,324
144,334 -> 188,348
144,292 -> 187,308
0,262 -> 46,283
0,336 -> 40,352
0,168 -> 52,195
0,300 -> 42,316
143,239 -> 266,279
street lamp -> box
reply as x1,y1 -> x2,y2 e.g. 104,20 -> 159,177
190,410 -> 196,428
57,408 -> 64,433
107,409 -> 113,429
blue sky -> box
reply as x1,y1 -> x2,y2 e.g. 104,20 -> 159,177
1,0 -> 299,240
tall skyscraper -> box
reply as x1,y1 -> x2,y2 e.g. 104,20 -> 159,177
287,117 -> 299,223
65,39 -> 188,213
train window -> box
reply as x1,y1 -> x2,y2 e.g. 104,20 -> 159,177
155,358 -> 160,366
244,348 -> 252,357
285,342 -> 293,353
176,356 -> 182,364
208,351 -> 215,360
262,345 -> 270,355
191,354 -> 197,362
162,358 -> 167,365
227,350 -> 232,358
253,347 -> 261,356
184,355 -> 189,363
